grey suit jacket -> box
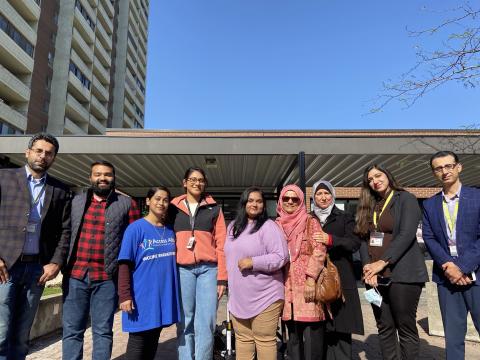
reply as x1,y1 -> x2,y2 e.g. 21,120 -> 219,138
0,167 -> 71,269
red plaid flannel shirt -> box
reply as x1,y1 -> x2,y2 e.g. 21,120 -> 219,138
70,196 -> 140,281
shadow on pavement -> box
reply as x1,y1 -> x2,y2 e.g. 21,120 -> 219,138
28,329 -> 62,354
353,334 -> 445,360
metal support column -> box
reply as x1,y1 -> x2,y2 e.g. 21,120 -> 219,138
298,151 -> 306,202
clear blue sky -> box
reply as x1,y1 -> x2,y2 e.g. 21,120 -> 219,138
144,1 -> 479,130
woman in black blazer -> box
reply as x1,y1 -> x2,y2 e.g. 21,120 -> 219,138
311,180 -> 364,359
355,164 -> 428,360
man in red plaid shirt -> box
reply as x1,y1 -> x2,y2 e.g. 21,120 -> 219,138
61,161 -> 140,360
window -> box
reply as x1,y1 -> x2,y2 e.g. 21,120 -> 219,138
48,52 -> 54,66
0,13 -> 34,57
69,61 -> 91,90
45,76 -> 51,90
42,99 -> 50,113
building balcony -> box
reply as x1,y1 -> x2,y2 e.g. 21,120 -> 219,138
72,28 -> 93,64
65,93 -> 89,125
67,72 -> 90,103
87,0 -> 98,9
137,57 -> 146,79
64,116 -> 87,134
124,98 -> 135,118
0,0 -> 36,46
0,31 -> 34,73
97,2 -> 113,34
0,64 -> 30,103
71,49 -> 91,79
135,85 -> 145,104
80,0 -> 96,26
92,74 -> 108,102
0,101 -> 27,132
9,0 -> 40,22
123,113 -> 134,128
92,59 -> 109,85
138,3 -> 147,26
101,0 -> 114,18
74,6 -> 95,45
138,16 -> 147,41
94,40 -> 111,68
90,94 -> 108,120
129,2 -> 140,24
89,113 -> 106,134
95,20 -> 112,51
138,46 -> 147,67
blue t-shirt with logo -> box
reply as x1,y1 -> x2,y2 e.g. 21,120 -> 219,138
118,218 -> 180,332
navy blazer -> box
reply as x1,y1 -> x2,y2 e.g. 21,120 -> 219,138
422,185 -> 480,285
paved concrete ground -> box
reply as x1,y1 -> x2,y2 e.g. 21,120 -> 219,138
27,289 -> 478,359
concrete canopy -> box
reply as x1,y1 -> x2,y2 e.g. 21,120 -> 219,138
1,130 -> 479,197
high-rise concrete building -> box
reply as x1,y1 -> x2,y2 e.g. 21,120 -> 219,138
0,0 -> 148,135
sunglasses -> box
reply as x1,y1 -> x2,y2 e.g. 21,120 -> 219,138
282,196 -> 300,204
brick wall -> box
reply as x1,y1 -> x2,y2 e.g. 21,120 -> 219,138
306,186 -> 440,209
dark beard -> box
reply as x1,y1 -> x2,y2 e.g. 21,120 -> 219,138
91,181 -> 114,197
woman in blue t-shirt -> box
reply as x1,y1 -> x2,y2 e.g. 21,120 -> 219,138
118,186 -> 180,360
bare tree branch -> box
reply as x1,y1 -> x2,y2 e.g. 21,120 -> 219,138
371,3 -> 480,113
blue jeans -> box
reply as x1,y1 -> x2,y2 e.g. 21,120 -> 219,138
177,263 -> 218,360
438,283 -> 480,360
62,275 -> 117,360
0,261 -> 44,360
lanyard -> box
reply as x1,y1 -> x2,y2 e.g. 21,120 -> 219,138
442,200 -> 459,234
30,183 -> 46,207
185,200 -> 199,235
373,191 -> 394,228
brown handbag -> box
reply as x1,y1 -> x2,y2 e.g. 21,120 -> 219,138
315,254 -> 343,304
305,216 -> 343,304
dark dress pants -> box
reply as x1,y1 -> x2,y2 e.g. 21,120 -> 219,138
437,283 -> 480,360
285,320 -> 325,360
371,282 -> 423,360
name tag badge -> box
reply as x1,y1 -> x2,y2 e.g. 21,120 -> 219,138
26,223 -> 37,233
370,231 -> 384,247
449,245 -> 458,257
187,236 -> 195,249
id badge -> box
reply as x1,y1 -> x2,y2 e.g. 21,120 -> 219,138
187,236 -> 195,249
370,231 -> 384,247
449,245 -> 458,257
26,223 -> 37,233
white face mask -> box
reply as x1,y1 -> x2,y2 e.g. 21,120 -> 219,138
364,288 -> 382,307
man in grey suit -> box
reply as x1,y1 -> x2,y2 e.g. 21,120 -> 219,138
0,133 -> 71,360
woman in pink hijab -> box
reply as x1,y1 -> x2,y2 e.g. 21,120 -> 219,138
276,184 -> 330,360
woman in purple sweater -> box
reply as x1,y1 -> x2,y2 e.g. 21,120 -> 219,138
225,187 -> 289,360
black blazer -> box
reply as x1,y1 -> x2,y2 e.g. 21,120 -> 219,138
0,167 -> 71,269
321,206 -> 362,290
360,190 -> 428,283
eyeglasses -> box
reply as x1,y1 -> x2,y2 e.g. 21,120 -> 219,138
187,177 -> 206,185
282,196 -> 300,204
432,163 -> 458,174
30,148 -> 55,159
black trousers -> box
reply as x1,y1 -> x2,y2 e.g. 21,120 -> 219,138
371,283 -> 423,360
285,320 -> 325,360
325,331 -> 352,360
125,327 -> 162,360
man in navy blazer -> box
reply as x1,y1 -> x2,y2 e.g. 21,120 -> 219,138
422,150 -> 480,359
0,133 -> 71,360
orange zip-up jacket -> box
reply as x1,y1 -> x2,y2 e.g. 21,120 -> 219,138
171,194 -> 227,282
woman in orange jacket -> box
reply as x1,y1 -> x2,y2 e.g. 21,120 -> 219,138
171,167 -> 227,360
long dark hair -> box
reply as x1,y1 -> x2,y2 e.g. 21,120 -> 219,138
354,164 -> 403,237
232,187 -> 269,238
